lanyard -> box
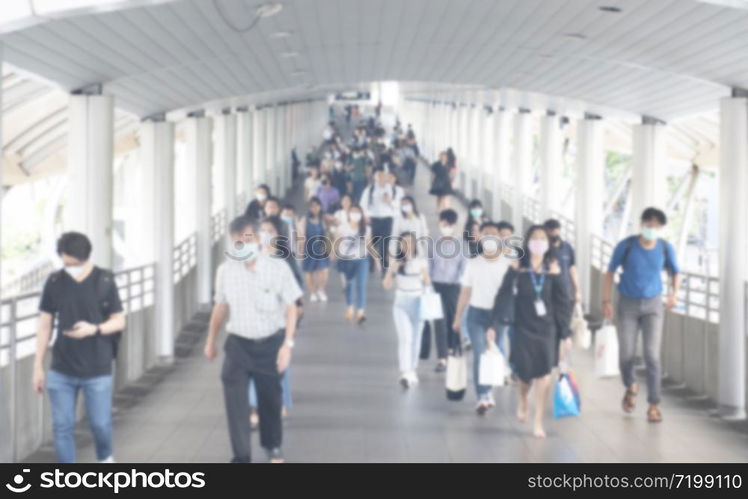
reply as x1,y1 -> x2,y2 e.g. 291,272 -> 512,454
529,264 -> 547,299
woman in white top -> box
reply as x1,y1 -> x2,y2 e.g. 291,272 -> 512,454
389,195 -> 429,258
383,232 -> 431,388
304,167 -> 322,201
329,193 -> 354,235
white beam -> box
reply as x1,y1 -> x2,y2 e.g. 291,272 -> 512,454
539,114 -> 562,221
512,110 -> 532,232
216,112 -> 238,218
630,123 -> 667,230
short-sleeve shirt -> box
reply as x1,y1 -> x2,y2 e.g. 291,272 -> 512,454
337,224 -> 371,260
551,240 -> 576,292
460,255 -> 510,309
214,255 -> 303,339
39,267 -> 124,378
607,237 -> 680,299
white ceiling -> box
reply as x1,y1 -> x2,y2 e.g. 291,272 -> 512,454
0,0 -> 746,120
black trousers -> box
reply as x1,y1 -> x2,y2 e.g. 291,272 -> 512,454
432,282 -> 461,351
419,321 -> 448,360
221,331 -> 284,463
370,216 -> 393,273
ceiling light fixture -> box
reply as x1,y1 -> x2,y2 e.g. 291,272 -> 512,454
563,33 -> 588,40
271,30 -> 293,39
255,2 -> 284,18
281,51 -> 299,58
599,6 -> 623,13
291,70 -> 307,76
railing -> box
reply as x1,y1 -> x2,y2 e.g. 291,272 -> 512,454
173,233 -> 197,284
522,195 -> 541,224
1,258 -> 55,297
211,209 -> 228,244
549,209 -> 576,243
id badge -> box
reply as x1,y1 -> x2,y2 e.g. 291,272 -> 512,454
534,299 -> 547,317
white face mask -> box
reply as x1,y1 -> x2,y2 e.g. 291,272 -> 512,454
349,212 -> 362,223
256,192 -> 267,202
259,231 -> 274,248
481,239 -> 500,255
401,204 -> 413,214
64,264 -> 86,278
226,241 -> 260,262
439,225 -> 455,237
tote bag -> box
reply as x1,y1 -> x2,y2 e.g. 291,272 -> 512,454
571,304 -> 591,350
594,322 -> 620,378
553,373 -> 581,418
419,287 -> 444,321
478,341 -> 506,387
445,352 -> 468,401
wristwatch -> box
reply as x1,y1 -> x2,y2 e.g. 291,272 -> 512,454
95,325 -> 102,336
285,339 -> 295,349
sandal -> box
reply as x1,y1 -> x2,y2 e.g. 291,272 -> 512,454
622,384 -> 638,413
647,405 -> 663,423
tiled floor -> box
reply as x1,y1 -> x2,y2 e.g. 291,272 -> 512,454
25,147 -> 748,464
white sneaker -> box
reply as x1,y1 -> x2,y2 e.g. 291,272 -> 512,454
407,371 -> 419,385
98,456 -> 116,463
318,290 -> 328,302
486,392 -> 496,408
310,293 -> 319,302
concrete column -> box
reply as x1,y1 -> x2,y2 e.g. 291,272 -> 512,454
512,110 -> 532,232
266,106 -> 277,195
139,119 -> 175,359
575,117 -> 605,309
718,95 -> 747,419
237,109 -> 253,203
539,113 -> 562,220
216,112 -> 237,218
185,115 -> 213,307
252,108 -> 265,186
277,105 -> 287,195
66,93 -> 114,268
492,109 -> 510,220
480,107 -> 494,202
630,121 -> 667,229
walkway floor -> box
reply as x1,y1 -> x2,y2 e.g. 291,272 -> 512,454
25,152 -> 748,463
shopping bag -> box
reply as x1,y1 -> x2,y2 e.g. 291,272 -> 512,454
445,352 -> 467,401
594,322 -> 620,378
420,287 -> 444,321
553,373 -> 581,418
478,341 -> 505,387
571,304 -> 591,350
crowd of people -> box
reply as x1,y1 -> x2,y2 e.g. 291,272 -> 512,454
30,108 -> 682,463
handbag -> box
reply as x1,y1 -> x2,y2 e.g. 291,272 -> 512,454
594,321 -> 620,378
571,303 -> 591,350
445,337 -> 467,401
419,287 -> 444,321
478,341 -> 506,387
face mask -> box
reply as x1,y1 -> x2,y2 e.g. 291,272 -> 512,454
470,208 -> 483,219
281,215 -> 294,225
226,241 -> 260,262
256,192 -> 267,202
641,226 -> 660,241
481,239 -> 500,254
401,204 -> 413,214
259,231 -> 273,248
64,264 -> 86,278
439,225 -> 455,237
549,235 -> 561,245
349,213 -> 362,223
528,239 -> 549,256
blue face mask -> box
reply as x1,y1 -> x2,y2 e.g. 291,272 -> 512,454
641,227 -> 660,242
470,208 -> 483,219
225,241 -> 259,262
281,216 -> 293,225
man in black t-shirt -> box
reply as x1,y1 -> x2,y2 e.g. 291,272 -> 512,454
33,232 -> 126,463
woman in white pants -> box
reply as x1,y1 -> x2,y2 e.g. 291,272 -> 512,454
383,231 -> 431,388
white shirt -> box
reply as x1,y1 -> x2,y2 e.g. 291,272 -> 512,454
395,257 -> 428,296
304,177 -> 321,200
360,184 -> 403,218
214,255 -> 303,339
337,224 -> 371,259
389,213 -> 429,256
460,254 -> 510,310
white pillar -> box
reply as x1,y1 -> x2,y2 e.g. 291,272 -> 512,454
185,115 -> 213,307
539,113 -> 562,221
480,107 -> 494,202
237,109 -> 253,204
266,107 -> 277,195
718,95 -> 747,419
512,110 -> 532,232
216,112 -> 238,218
492,109 -> 510,220
66,93 -> 114,267
630,121 -> 667,230
575,117 -> 605,309
139,119 -> 175,359
252,107 -> 265,187
277,105 -> 287,195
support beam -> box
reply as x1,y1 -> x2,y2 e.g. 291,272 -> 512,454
185,116 -> 213,308
266,106 -> 277,195
139,119 -> 175,360
237,108 -> 253,203
252,107 -> 265,187
66,93 -> 114,267
216,112 -> 238,218
492,109 -> 510,220
575,117 -> 605,309
539,113 -> 562,221
630,122 -> 666,230
512,109 -> 532,232
717,95 -> 747,420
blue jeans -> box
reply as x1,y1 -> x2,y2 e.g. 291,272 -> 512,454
249,368 -> 292,409
465,306 -> 493,399
46,370 -> 113,463
344,258 -> 369,310
460,307 -> 471,345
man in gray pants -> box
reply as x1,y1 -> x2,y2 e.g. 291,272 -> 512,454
602,207 -> 681,423
204,216 -> 302,463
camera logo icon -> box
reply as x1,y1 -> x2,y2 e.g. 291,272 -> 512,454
5,469 -> 32,493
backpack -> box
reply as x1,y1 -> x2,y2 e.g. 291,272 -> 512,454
620,235 -> 673,275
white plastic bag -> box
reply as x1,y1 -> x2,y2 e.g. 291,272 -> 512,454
446,353 -> 468,401
594,322 -> 620,378
419,287 -> 444,321
571,304 -> 591,350
478,341 -> 506,387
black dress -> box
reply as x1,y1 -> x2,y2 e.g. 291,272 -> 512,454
492,266 -> 572,383
429,161 -> 453,196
